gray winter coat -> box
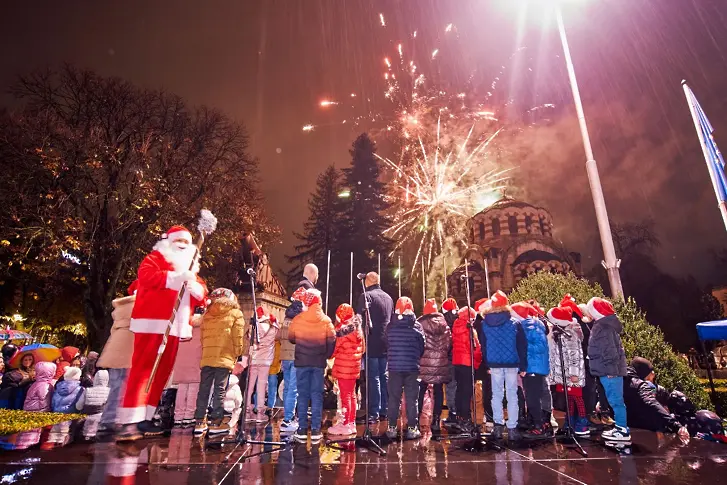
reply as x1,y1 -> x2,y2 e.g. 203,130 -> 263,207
587,314 -> 627,377
548,323 -> 585,387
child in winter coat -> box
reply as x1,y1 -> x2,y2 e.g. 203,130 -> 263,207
512,301 -> 553,437
246,307 -> 280,424
277,287 -> 305,433
585,297 -> 630,441
288,288 -> 336,442
547,306 -> 587,434
172,313 -> 204,428
195,288 -> 246,436
224,374 -> 243,435
266,318 -> 282,413
24,362 -> 57,412
97,284 -> 136,434
385,297 -> 426,440
328,303 -> 364,436
417,299 -> 452,432
52,366 -> 86,413
479,291 -> 527,441
441,297 -> 459,425
83,370 -> 111,439
451,305 -> 482,432
55,346 -> 80,381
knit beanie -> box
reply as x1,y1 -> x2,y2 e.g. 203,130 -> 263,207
631,357 -> 654,380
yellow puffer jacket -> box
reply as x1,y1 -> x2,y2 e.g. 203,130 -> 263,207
200,296 -> 247,370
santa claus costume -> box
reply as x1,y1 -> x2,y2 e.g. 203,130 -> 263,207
116,225 -> 207,441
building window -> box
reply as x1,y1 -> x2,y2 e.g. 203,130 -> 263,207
490,247 -> 500,262
470,226 -> 475,242
508,216 -> 518,235
492,218 -> 501,236
540,216 -> 546,234
525,215 -> 533,233
479,222 -> 485,240
468,277 -> 475,294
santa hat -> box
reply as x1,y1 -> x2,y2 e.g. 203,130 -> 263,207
510,301 -> 538,322
336,303 -> 355,323
586,297 -> 615,321
255,306 -> 269,322
162,225 -> 193,243
559,294 -> 583,318
395,297 -> 415,319
474,298 -> 490,315
547,306 -> 575,327
442,298 -> 459,314
528,299 -> 546,317
458,306 -> 476,320
482,290 -> 510,314
578,304 -> 589,318
301,289 -> 322,308
269,314 -> 277,323
423,298 -> 438,315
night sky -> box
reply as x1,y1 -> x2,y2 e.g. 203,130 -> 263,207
2,0 -> 727,284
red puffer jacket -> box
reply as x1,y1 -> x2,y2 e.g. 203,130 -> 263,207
452,315 -> 482,368
332,315 -> 364,380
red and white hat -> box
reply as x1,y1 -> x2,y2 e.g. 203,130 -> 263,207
395,297 -> 415,319
474,298 -> 490,315
291,287 -> 307,303
458,306 -> 476,320
528,300 -> 546,317
255,306 -> 269,322
301,289 -> 322,308
547,306 -> 574,327
559,294 -> 583,318
510,301 -> 538,322
442,298 -> 459,314
423,298 -> 438,315
162,225 -> 193,242
586,297 -> 615,321
336,303 -> 355,323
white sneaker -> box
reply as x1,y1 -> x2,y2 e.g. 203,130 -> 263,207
550,414 -> 559,428
327,423 -> 351,435
346,422 -> 357,435
602,426 -> 631,442
280,420 -> 299,433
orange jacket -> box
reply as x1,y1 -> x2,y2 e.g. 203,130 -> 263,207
332,316 -> 364,381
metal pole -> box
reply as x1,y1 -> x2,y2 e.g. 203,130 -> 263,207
325,249 -> 331,314
378,253 -> 381,280
484,257 -> 491,298
350,252 -> 354,306
443,253 -> 448,299
421,257 -> 426,307
556,5 -> 623,299
398,255 -> 402,298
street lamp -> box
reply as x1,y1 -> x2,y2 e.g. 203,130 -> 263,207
554,3 -> 624,298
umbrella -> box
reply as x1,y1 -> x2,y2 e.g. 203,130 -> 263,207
8,343 -> 61,368
0,329 -> 33,341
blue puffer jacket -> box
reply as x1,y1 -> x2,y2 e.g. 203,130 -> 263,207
480,309 -> 527,370
521,317 -> 550,376
386,313 -> 425,373
52,379 -> 85,413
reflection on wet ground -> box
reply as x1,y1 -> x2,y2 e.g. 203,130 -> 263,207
1,415 -> 726,484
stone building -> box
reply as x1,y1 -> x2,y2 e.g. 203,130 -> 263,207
234,236 -> 289,322
447,197 -> 581,302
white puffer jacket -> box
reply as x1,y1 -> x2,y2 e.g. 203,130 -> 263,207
82,370 -> 110,414
224,374 -> 243,429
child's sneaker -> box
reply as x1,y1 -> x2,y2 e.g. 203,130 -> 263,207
173,420 -> 183,428
193,419 -> 208,436
524,425 -> 546,439
208,419 -> 231,435
602,425 -> 630,442
327,423 -> 352,435
245,410 -> 255,422
550,414 -> 559,429
507,427 -> 522,442
182,418 -> 195,428
491,424 -> 505,440
405,426 -> 421,440
310,429 -> 323,442
601,415 -> 616,426
345,422 -> 357,435
280,420 -> 299,433
575,417 -> 590,436
294,430 -> 308,442
255,410 -> 268,424
386,426 -> 398,439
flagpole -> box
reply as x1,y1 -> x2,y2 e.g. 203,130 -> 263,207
325,249 -> 331,314
421,258 -> 426,307
378,253 -> 381,279
484,257 -> 491,298
682,80 -> 727,231
398,254 -> 402,298
443,252 -> 448,299
349,252 -> 354,306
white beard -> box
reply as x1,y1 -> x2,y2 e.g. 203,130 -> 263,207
154,239 -> 197,271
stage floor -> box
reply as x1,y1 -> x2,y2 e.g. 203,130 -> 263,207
1,413 -> 726,484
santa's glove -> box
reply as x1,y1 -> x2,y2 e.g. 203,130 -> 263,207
167,270 -> 196,290
191,257 -> 200,275
187,281 -> 206,300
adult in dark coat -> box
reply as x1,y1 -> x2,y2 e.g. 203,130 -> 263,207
356,272 -> 393,421
297,263 -> 318,291
417,300 -> 452,430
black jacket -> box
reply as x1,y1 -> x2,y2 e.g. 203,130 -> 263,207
417,313 -> 452,384
356,284 -> 393,358
587,314 -> 627,377
623,367 -> 682,433
296,277 -> 315,291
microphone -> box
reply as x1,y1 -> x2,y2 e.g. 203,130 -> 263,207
460,274 -> 468,280
356,273 -> 367,280
246,268 -> 256,276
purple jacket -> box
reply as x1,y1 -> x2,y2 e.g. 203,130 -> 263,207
23,362 -> 57,412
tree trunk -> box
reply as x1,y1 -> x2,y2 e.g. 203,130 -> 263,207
83,253 -> 115,351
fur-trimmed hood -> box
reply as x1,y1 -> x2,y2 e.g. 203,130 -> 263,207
206,296 -> 240,316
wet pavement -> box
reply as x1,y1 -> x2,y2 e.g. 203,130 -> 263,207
1,414 -> 726,484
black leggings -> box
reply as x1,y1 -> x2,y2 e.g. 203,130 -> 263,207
418,382 -> 444,420
454,365 -> 474,421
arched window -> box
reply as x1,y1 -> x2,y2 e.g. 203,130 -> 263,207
478,222 -> 485,240
490,247 -> 500,262
539,216 -> 546,234
492,218 -> 501,236
508,216 -> 518,235
525,215 -> 533,233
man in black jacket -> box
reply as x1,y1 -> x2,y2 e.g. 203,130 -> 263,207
624,357 -> 689,441
297,264 -> 318,291
356,272 -> 393,422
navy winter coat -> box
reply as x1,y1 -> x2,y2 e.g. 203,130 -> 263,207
587,314 -> 627,377
357,285 -> 393,358
521,317 -> 550,376
386,314 -> 425,373
480,309 -> 527,371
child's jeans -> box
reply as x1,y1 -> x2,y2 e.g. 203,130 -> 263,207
100,368 -> 128,428
194,367 -> 230,422
174,383 -> 200,421
338,378 -> 357,425
445,365 -> 457,416
267,374 -> 278,408
246,365 -> 271,412
599,376 -> 627,429
281,360 -> 297,422
491,367 -> 519,429
387,371 -> 419,428
296,367 -> 324,431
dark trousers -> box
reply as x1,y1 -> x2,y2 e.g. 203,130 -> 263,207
454,365 -> 473,421
417,382 -> 444,421
480,372 -> 493,421
194,366 -> 230,421
522,374 -> 548,426
387,371 -> 419,428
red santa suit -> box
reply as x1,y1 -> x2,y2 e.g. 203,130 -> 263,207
117,225 -> 207,425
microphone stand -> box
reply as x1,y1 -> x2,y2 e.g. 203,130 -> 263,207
326,277 -> 387,456
221,267 -> 287,459
434,261 -> 500,452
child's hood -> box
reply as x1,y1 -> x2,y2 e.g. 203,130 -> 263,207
60,346 -> 80,363
392,313 -> 418,328
55,379 -> 80,397
417,312 -> 447,335
206,296 -> 240,317
597,314 -> 622,334
93,369 -> 110,387
484,310 -> 512,328
34,361 -> 57,381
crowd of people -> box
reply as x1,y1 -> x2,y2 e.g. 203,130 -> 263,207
0,223 -> 718,448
